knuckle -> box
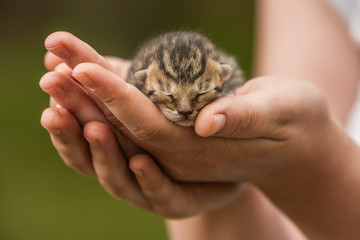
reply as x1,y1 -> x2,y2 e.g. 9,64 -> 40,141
130,124 -> 162,142
100,179 -> 126,200
141,174 -> 167,195
147,190 -> 173,208
151,195 -> 173,208
230,105 -> 256,137
101,94 -> 121,107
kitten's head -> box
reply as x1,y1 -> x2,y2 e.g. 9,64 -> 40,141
134,60 -> 232,127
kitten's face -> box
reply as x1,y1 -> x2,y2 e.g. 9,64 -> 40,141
142,60 -> 229,127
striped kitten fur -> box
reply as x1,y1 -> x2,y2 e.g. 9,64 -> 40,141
126,31 -> 243,127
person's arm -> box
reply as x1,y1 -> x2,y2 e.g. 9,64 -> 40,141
42,42 -> 307,239
169,0 -> 360,238
41,30 -> 360,239
166,184 -> 307,240
255,0 -> 360,124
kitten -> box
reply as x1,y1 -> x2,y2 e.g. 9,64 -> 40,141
126,31 -> 243,127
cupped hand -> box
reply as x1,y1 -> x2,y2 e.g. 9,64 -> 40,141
40,32 -> 142,172
41,107 -> 241,218
71,61 -> 335,184
41,32 -> 340,186
40,32 -> 360,239
40,32 -> 242,218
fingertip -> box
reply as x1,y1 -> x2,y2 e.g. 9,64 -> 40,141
54,62 -> 72,76
129,154 -> 152,173
39,71 -> 58,90
44,51 -> 63,71
72,62 -> 95,76
194,116 -> 213,137
41,107 -> 71,135
41,107 -> 82,136
44,31 -> 72,48
195,106 -> 216,137
195,114 -> 226,137
41,107 -> 64,129
195,96 -> 236,137
45,31 -> 72,58
83,121 -> 112,143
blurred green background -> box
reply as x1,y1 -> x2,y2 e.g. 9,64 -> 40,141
0,0 -> 254,239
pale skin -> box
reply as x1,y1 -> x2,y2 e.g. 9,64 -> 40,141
41,48 -> 308,239
40,0 -> 360,239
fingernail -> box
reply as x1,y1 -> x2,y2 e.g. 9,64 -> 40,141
86,137 -> 100,148
47,86 -> 66,99
72,72 -> 96,90
132,169 -> 144,178
46,44 -> 71,59
210,114 -> 226,136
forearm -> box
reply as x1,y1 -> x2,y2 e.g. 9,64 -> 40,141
166,184 -> 307,240
254,1 -> 360,238
258,118 -> 360,240
255,0 -> 360,123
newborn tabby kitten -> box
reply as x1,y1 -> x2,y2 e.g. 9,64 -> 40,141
126,31 -> 243,127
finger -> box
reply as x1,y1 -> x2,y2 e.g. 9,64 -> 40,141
195,93 -> 289,139
84,121 -> 150,209
129,154 -> 176,211
72,62 -> 183,145
41,107 -> 95,177
51,62 -> 124,130
130,154 -> 192,218
54,62 -> 73,77
40,71 -> 108,126
130,154 -> 241,218
44,31 -> 113,70
40,70 -> 143,160
196,77 -> 324,138
44,32 -> 136,132
44,51 -> 64,71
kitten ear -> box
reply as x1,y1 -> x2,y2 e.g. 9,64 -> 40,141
134,69 -> 148,83
220,63 -> 233,81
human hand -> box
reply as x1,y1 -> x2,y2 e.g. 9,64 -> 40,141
41,32 -> 343,186
40,32 -> 243,218
41,32 -> 360,239
70,60 -> 337,184
41,108 -> 241,218
40,32 -> 145,177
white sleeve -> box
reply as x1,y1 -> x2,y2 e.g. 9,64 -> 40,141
327,0 -> 360,46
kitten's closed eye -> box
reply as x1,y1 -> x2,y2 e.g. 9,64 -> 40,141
165,94 -> 175,103
195,92 -> 207,102
126,31 -> 244,127
195,89 -> 218,103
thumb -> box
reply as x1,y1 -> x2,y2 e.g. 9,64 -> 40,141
195,95 -> 287,139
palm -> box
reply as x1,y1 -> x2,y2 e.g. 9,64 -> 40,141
42,32 -> 241,218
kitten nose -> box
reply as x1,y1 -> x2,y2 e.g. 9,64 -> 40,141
177,109 -> 193,118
